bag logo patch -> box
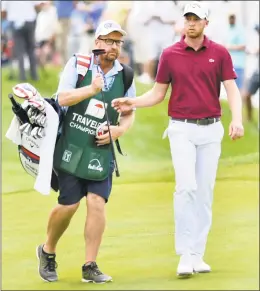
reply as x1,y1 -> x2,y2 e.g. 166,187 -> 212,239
88,159 -> 103,172
62,150 -> 72,163
85,99 -> 107,119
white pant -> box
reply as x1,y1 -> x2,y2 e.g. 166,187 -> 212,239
165,119 -> 224,256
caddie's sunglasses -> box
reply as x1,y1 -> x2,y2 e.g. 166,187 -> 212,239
98,38 -> 124,47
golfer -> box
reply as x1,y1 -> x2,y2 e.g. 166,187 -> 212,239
36,20 -> 136,283
112,1 -> 244,277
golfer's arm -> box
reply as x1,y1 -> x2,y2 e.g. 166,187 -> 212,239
134,82 -> 169,108
118,110 -> 135,134
58,86 -> 96,107
223,79 -> 243,122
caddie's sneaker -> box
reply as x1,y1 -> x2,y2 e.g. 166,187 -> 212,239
82,262 -> 112,284
192,255 -> 211,273
36,244 -> 58,282
177,254 -> 193,277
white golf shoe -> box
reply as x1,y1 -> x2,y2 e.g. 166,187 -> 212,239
177,254 -> 193,277
192,256 -> 211,273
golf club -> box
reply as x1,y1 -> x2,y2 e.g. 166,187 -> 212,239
92,49 -> 120,177
8,93 -> 30,124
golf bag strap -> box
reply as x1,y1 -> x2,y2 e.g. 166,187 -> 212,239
115,139 -> 125,156
75,54 -> 134,95
75,54 -> 91,86
121,63 -> 134,95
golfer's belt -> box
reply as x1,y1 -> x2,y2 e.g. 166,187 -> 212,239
171,117 -> 220,125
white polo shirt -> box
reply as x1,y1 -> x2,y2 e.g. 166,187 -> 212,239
2,1 -> 43,26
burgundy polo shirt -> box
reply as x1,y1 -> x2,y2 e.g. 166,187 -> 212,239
155,35 -> 237,119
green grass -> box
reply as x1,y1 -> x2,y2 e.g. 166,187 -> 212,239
1,68 -> 259,290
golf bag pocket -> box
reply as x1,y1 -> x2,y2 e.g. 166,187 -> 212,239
19,145 -> 39,178
18,131 -> 41,177
78,149 -> 110,181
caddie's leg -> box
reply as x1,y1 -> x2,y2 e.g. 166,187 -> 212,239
81,171 -> 113,283
85,193 -> 106,263
37,170 -> 84,282
44,202 -> 80,254
191,121 -> 224,272
43,170 -> 85,253
167,120 -> 197,275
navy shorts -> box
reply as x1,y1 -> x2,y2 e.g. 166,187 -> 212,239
57,165 -> 114,205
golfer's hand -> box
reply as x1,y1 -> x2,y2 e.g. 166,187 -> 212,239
112,98 -> 135,113
229,120 -> 244,140
91,73 -> 104,94
96,125 -> 123,145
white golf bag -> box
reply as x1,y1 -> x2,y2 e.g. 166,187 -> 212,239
8,83 -> 63,192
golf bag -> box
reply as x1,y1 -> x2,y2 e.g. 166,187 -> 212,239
8,83 -> 63,192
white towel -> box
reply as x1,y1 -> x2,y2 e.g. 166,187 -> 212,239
5,101 -> 28,144
34,101 -> 59,195
5,115 -> 22,144
5,100 -> 59,195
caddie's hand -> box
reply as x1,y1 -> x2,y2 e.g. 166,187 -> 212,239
96,125 -> 123,145
91,73 -> 104,94
111,97 -> 135,113
229,120 -> 244,140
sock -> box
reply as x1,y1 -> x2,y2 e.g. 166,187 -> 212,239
42,245 -> 55,256
85,261 -> 95,266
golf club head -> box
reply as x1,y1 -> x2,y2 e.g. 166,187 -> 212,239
92,49 -> 106,56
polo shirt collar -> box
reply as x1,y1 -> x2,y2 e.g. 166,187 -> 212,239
181,34 -> 210,50
90,53 -> 123,77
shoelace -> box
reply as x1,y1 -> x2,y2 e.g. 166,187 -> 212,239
88,263 -> 103,275
45,257 -> 58,272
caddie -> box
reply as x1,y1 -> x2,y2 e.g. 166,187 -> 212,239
36,20 -> 136,284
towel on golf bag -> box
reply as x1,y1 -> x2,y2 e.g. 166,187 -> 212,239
6,99 -> 59,195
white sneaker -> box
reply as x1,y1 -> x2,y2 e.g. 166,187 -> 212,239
192,256 -> 211,273
177,254 -> 193,277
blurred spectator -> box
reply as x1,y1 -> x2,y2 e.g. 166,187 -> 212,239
89,1 -> 106,31
242,24 -> 259,124
76,1 -> 106,55
68,1 -> 106,57
127,1 -> 177,84
68,2 -> 90,57
1,1 -> 43,81
1,20 -> 13,67
225,14 -> 246,91
35,1 -> 58,72
101,1 -> 131,29
54,0 -> 76,65
100,1 -> 133,66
